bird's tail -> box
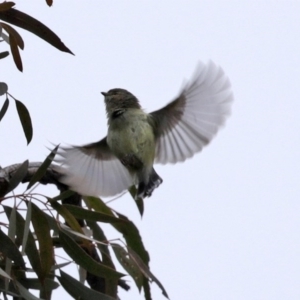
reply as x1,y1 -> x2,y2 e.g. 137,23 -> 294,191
136,168 -> 163,199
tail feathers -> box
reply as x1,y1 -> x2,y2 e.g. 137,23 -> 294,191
136,169 -> 163,199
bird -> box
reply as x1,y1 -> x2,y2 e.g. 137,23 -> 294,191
56,60 -> 233,200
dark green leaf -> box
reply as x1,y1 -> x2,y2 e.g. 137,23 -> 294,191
63,204 -> 126,224
0,50 -> 9,59
58,270 -> 116,300
112,243 -> 143,290
50,189 -> 74,201
128,247 -> 169,299
129,185 -> 144,217
0,21 -> 24,49
0,278 -> 20,297
18,278 -> 59,291
30,202 -> 53,280
41,210 -> 59,232
112,211 -> 150,265
45,0 -> 53,7
27,145 -> 58,189
86,221 -> 114,268
0,2 -> 15,12
59,230 -> 124,280
21,200 -> 32,255
0,82 -> 8,95
84,197 -> 150,267
0,97 -> 9,121
15,99 -> 32,144
51,261 -> 72,270
9,33 -> 22,71
7,160 -> 28,193
0,229 -> 26,268
3,206 -> 43,281
143,277 -> 152,300
15,281 -> 42,300
86,221 -> 117,297
5,206 -> 16,289
0,8 -> 73,54
50,200 -> 87,245
0,268 -> 11,279
83,196 -> 115,216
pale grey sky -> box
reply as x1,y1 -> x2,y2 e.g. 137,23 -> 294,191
1,1 -> 300,299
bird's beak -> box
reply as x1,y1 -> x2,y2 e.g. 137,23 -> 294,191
101,92 -> 108,96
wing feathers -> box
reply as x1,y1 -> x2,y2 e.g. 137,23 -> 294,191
152,60 -> 233,164
56,145 -> 133,197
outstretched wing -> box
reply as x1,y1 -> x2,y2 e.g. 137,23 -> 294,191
56,138 -> 133,197
150,60 -> 233,164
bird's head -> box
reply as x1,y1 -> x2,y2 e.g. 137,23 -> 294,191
101,89 -> 141,115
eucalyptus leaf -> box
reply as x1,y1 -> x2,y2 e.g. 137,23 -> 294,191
59,230 -> 124,280
7,160 -> 28,193
3,206 -> 43,281
27,144 -> 58,190
15,99 -> 33,144
0,97 -> 9,121
0,229 -> 26,268
30,202 -> 53,280
0,82 -> 8,95
112,243 -> 143,290
0,50 -> 9,59
58,270 -> 116,300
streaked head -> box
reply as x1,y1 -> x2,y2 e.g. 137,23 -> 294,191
101,88 -> 141,113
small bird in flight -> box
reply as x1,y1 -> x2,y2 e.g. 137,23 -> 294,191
57,61 -> 233,199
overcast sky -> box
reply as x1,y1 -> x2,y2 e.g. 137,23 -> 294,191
1,1 -> 300,299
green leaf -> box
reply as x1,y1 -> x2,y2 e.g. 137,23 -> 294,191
0,22 -> 24,49
86,221 -> 117,297
0,2 -> 15,12
83,196 -> 115,216
45,0 -> 53,7
15,99 -> 32,144
128,247 -> 169,299
0,50 -> 9,59
112,243 -> 143,290
27,145 -> 58,190
9,33 -> 23,71
84,197 -> 150,268
51,189 -> 75,201
0,97 -> 9,121
30,202 -> 53,280
59,230 -> 124,280
0,229 -> 26,269
86,221 -> 114,268
7,160 -> 28,193
15,281 -> 42,300
63,204 -> 126,224
129,185 -> 144,217
0,277 -> 20,297
3,206 -> 43,281
0,268 -> 11,280
58,270 -> 116,300
18,278 -> 59,291
0,8 -> 74,54
50,200 -> 86,243
50,261 -> 72,271
112,211 -> 150,265
21,200 -> 32,255
0,82 -> 8,95
5,206 -> 16,290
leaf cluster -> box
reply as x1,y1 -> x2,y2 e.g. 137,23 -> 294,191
0,1 -> 169,299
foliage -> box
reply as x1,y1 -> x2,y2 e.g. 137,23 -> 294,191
0,1 -> 168,299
